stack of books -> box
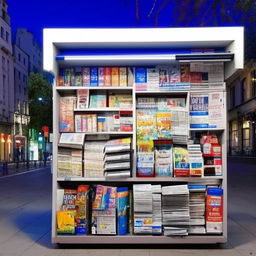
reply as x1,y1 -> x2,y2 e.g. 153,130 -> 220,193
84,141 -> 106,177
104,138 -> 132,178
162,185 -> 190,236
188,185 -> 206,234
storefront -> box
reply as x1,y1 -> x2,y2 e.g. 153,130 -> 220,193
0,133 -> 13,162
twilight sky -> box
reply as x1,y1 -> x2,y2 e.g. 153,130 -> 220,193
8,0 -> 160,45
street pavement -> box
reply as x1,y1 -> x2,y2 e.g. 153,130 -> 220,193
0,160 -> 255,256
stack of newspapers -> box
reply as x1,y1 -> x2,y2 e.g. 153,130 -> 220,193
152,185 -> 162,234
133,184 -> 153,234
188,185 -> 206,234
162,185 -> 190,236
84,141 -> 106,177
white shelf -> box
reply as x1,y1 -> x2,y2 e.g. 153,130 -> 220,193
74,108 -> 133,112
189,128 -> 225,131
78,131 -> 133,135
57,176 -> 223,183
53,235 -> 227,244
55,86 -> 133,90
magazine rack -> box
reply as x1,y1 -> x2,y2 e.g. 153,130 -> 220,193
44,27 -> 244,244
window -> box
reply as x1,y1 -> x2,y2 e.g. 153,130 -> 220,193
18,71 -> 21,80
18,53 -> 21,62
6,31 -> 9,42
242,120 -> 251,152
241,78 -> 246,103
23,74 -> 26,83
230,120 -> 239,152
2,56 -> 5,67
1,27 -> 4,39
3,75 -> 6,104
251,69 -> 256,97
23,58 -> 26,65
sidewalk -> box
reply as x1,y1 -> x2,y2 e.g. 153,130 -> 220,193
0,161 -> 51,177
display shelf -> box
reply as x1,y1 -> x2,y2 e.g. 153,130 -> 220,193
57,176 -> 223,183
189,128 -> 225,131
74,108 -> 133,112
44,27 -> 244,245
56,86 -> 133,91
53,235 -> 227,244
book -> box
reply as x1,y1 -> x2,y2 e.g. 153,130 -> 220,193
59,97 -> 76,132
147,68 -> 159,91
59,133 -> 85,148
206,188 -> 223,234
74,67 -> 82,86
98,67 -> 104,87
91,186 -> 117,235
154,140 -> 173,177
120,111 -> 133,132
77,89 -> 89,109
169,64 -> 180,83
135,67 -> 147,91
104,67 -> 112,87
119,67 -> 127,87
180,64 -> 190,83
156,112 -> 172,139
57,211 -> 75,234
89,93 -> 107,108
190,94 -> 209,129
173,147 -> 190,177
117,187 -> 129,235
158,66 -> 169,87
208,92 -> 224,128
58,68 -> 64,86
108,94 -> 133,109
127,67 -> 134,87
111,67 -> 119,86
90,67 -> 98,86
82,67 -> 90,86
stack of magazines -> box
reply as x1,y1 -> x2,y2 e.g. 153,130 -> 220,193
104,138 -> 132,178
188,185 -> 206,234
162,185 -> 190,236
84,141 -> 106,177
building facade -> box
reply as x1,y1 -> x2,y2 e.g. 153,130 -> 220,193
227,60 -> 256,156
15,28 -> 42,74
13,44 -> 29,161
0,0 -> 14,161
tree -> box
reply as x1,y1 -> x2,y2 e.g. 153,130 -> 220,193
28,73 -> 52,132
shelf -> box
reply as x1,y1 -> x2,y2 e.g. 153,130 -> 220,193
57,176 -> 223,183
74,108 -> 133,112
83,132 -> 133,135
53,235 -> 226,244
189,128 -> 225,131
55,86 -> 133,91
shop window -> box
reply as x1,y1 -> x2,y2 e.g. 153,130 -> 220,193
242,121 -> 251,151
230,120 -> 238,151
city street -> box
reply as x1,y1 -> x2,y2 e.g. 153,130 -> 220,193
0,160 -> 255,256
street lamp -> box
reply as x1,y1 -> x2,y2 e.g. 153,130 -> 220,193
38,97 -> 43,102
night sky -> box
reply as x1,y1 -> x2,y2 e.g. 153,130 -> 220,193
7,0 -> 255,57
